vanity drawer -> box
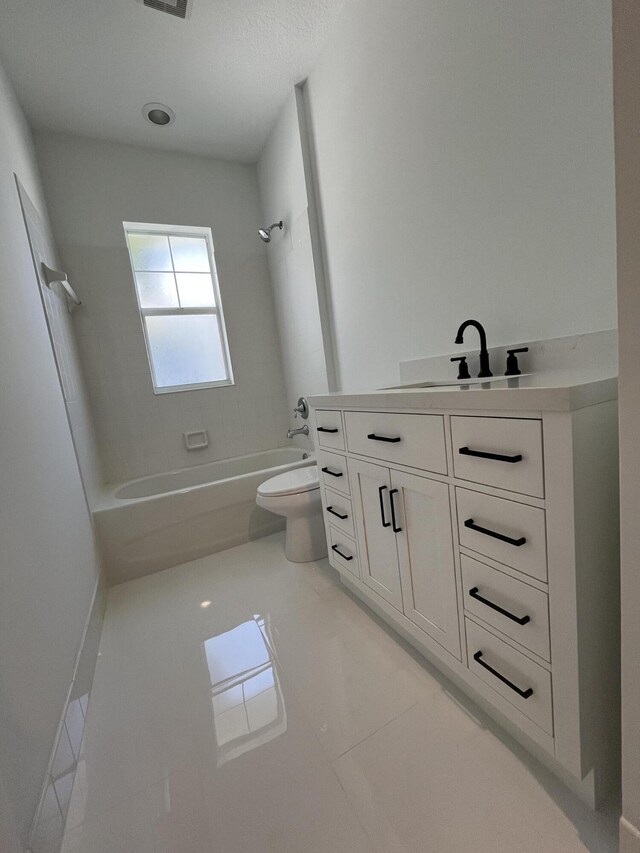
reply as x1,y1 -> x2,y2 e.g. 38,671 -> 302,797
318,450 -> 350,496
451,416 -> 544,498
315,409 -> 345,451
466,618 -> 553,735
456,488 -> 547,582
461,554 -> 550,661
344,411 -> 447,474
328,527 -> 359,579
322,488 -> 355,538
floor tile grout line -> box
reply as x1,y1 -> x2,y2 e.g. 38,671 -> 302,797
260,624 -> 419,761
243,634 -> 416,782
61,536 -> 619,852
331,701 -> 420,763
329,761 -> 379,853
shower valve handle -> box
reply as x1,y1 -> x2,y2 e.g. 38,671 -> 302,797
292,396 -> 309,420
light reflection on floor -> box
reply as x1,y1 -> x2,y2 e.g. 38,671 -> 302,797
60,533 -> 619,853
204,616 -> 286,766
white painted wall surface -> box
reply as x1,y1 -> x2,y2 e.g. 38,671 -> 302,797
16,180 -> 103,502
34,132 -> 290,483
257,92 -> 329,445
259,93 -> 310,228
0,59 -> 101,851
613,2 -> 640,849
303,0 -> 617,390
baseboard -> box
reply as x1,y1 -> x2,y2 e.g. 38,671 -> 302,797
27,572 -> 107,853
621,816 -> 640,853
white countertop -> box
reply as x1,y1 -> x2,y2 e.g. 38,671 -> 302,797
308,367 -> 618,412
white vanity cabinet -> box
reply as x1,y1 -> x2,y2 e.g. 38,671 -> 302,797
348,459 -> 403,609
349,457 -> 461,658
392,469 -> 460,659
309,388 -> 619,810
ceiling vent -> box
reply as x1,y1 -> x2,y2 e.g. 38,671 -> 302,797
142,0 -> 189,19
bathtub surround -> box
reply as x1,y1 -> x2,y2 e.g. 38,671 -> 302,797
257,90 -> 331,443
262,0 -> 617,392
94,449 -> 313,584
0,57 -> 103,853
34,131 -> 290,483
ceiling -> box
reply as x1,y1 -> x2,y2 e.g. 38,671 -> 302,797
0,0 -> 346,163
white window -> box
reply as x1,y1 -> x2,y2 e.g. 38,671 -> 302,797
123,222 -> 234,393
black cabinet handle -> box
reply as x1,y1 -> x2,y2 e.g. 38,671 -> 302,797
389,488 -> 402,533
327,506 -> 348,520
331,544 -> 353,561
468,587 -> 530,625
378,486 -> 391,528
459,446 -> 522,463
464,518 -> 526,547
473,651 -> 533,698
322,466 -> 343,478
367,433 -> 401,444
317,427 -> 339,434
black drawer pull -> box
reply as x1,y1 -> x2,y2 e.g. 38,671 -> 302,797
331,544 -> 353,561
378,485 -> 391,528
327,506 -> 348,520
389,488 -> 402,533
459,446 -> 523,463
473,651 -> 533,698
322,466 -> 343,478
317,427 -> 339,434
468,587 -> 530,625
367,433 -> 401,444
464,518 -> 526,547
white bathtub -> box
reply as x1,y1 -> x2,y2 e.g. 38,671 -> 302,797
93,448 -> 314,584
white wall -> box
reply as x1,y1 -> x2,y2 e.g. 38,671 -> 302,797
613,2 -> 640,849
303,0 -> 617,390
0,59 -> 102,851
259,93 -> 310,233
34,132 -> 290,483
16,179 -> 103,501
257,91 -> 329,445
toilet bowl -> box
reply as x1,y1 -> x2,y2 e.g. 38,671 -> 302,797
256,466 -> 327,562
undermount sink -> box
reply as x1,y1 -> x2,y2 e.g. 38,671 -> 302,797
384,375 -> 531,391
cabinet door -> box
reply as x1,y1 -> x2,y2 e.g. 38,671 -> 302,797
392,470 -> 461,659
349,458 -> 403,609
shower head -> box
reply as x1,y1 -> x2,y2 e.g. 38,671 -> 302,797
259,221 -> 283,243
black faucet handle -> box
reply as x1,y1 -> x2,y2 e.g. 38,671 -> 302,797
450,356 -> 471,380
505,347 -> 529,377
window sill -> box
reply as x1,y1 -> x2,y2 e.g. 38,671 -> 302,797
153,379 -> 235,395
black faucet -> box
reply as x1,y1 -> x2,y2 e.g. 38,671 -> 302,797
454,320 -> 493,378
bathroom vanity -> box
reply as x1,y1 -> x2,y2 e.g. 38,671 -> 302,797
309,371 -> 619,808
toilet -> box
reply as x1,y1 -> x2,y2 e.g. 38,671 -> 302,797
256,466 -> 327,563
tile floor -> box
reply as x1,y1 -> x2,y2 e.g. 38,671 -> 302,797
61,533 -> 618,853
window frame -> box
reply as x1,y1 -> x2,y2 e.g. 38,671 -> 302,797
123,221 -> 234,394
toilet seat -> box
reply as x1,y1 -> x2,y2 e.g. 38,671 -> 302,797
256,465 -> 326,562
257,466 -> 319,498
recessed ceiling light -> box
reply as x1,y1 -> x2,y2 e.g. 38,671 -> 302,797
143,102 -> 175,127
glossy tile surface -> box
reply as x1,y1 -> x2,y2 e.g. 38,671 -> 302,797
62,533 -> 618,852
